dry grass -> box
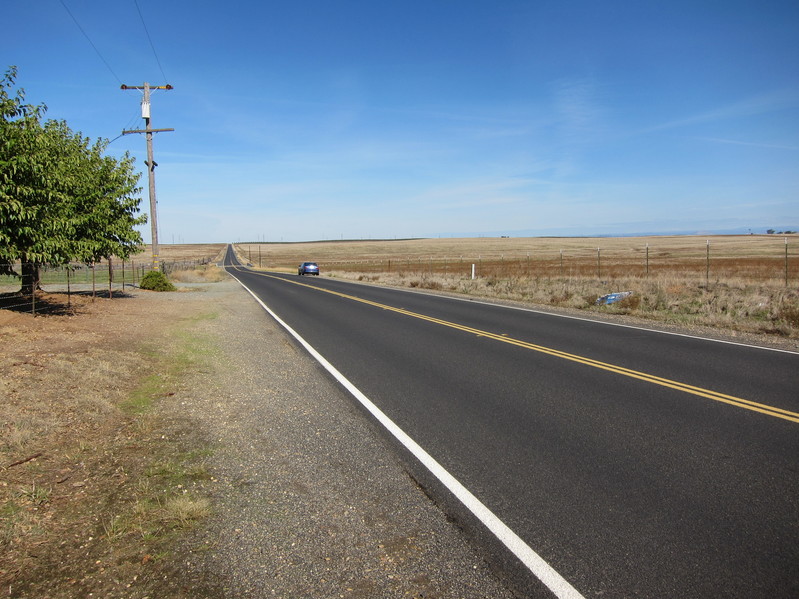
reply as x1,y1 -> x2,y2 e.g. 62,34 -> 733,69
235,235 -> 799,265
162,495 -> 211,528
232,235 -> 798,285
0,291 -> 217,597
168,264 -> 228,283
135,244 -> 227,264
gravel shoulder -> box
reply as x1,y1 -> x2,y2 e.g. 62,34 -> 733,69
151,279 -> 518,598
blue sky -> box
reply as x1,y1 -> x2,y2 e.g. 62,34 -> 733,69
5,0 -> 798,242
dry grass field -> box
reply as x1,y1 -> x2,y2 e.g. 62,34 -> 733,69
234,235 -> 796,281
235,235 -> 799,339
132,244 -> 227,268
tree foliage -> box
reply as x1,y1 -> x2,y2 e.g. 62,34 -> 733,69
0,66 -> 147,292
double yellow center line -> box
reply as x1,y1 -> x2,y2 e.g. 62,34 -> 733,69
243,267 -> 799,424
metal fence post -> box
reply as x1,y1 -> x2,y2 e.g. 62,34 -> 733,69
29,269 -> 36,316
597,248 -> 601,279
785,237 -> 789,288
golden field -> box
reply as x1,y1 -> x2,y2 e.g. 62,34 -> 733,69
233,235 -> 797,283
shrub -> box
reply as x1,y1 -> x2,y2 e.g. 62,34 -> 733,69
778,302 -> 799,329
420,279 -> 444,290
139,271 -> 176,292
616,294 -> 641,311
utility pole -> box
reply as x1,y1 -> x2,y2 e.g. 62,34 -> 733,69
121,82 -> 174,270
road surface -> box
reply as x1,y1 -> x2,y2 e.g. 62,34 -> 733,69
223,246 -> 799,598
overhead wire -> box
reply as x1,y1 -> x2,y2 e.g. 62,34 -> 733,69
56,0 -> 169,241
59,0 -> 135,143
59,0 -> 123,86
109,108 -> 143,144
133,0 -> 170,85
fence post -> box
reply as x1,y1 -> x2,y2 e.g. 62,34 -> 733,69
30,270 -> 36,316
785,237 -> 789,288
597,248 -> 601,279
706,240 -> 710,288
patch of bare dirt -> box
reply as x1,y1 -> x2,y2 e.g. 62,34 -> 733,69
1,289 -> 213,598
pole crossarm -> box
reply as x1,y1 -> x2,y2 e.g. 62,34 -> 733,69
120,84 -> 173,90
121,128 -> 175,135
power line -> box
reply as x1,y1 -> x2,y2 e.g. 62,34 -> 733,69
59,0 -> 123,85
133,0 -> 169,84
123,108 -> 144,132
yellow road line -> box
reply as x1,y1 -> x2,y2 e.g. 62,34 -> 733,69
230,266 -> 799,424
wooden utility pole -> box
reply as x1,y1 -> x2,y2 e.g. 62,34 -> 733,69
121,82 -> 174,270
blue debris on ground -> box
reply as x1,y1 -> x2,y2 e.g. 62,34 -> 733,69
595,291 -> 633,306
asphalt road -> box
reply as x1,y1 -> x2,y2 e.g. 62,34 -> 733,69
223,246 -> 799,598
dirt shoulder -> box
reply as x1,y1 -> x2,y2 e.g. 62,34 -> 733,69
1,285 -> 220,597
1,280 -> 517,598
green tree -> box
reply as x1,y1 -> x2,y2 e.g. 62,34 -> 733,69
70,138 -> 146,265
0,66 -> 146,294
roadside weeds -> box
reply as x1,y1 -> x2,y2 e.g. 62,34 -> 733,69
1,289 -> 218,598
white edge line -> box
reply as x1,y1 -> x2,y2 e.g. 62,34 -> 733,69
227,269 -> 585,599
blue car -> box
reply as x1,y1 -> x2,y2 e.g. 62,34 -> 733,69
298,261 -> 320,276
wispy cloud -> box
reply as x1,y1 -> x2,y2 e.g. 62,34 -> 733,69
643,88 -> 799,133
693,136 -> 798,151
551,77 -> 606,139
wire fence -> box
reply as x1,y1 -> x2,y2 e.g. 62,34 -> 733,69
0,258 -> 212,316
322,238 -> 797,287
